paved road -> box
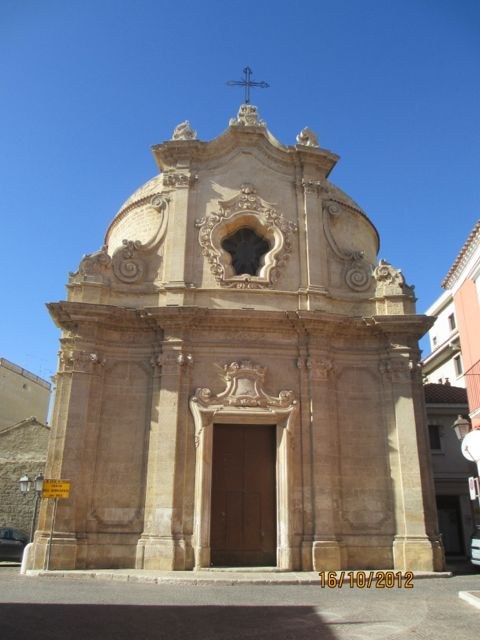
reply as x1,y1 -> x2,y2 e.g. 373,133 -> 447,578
0,566 -> 479,640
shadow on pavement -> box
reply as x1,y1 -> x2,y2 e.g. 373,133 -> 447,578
0,603 -> 343,640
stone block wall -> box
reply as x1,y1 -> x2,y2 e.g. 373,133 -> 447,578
0,420 -> 49,536
0,461 -> 45,534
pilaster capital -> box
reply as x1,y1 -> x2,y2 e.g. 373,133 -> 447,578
58,349 -> 106,374
297,356 -> 335,381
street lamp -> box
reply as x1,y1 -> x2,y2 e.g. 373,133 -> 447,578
19,473 -> 44,542
452,415 -> 471,441
19,475 -> 31,494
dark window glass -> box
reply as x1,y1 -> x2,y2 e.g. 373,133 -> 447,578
222,227 -> 270,276
428,424 -> 442,450
454,355 -> 463,376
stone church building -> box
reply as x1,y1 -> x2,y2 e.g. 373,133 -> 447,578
27,105 -> 443,572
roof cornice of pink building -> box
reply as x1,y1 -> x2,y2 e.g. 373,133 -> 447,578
442,219 -> 480,289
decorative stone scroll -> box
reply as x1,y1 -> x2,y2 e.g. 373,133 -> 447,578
229,104 -> 266,128
71,196 -> 169,286
322,199 -> 373,292
195,183 -> 298,288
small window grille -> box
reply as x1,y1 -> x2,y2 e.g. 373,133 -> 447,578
222,227 -> 270,276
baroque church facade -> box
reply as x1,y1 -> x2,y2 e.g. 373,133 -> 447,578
27,105 -> 443,571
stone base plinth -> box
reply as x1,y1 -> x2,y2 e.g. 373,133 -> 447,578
311,540 -> 342,571
136,536 -> 192,570
393,536 -> 444,571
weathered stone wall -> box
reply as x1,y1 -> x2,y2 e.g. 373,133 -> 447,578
0,461 -> 46,534
0,421 -> 49,535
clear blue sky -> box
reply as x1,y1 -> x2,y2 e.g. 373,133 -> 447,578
1,0 -> 479,382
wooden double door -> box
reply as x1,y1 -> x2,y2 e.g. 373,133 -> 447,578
211,424 -> 277,566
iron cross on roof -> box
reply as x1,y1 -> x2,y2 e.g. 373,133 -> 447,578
226,67 -> 269,104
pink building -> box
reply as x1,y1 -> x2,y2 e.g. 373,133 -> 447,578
442,221 -> 480,429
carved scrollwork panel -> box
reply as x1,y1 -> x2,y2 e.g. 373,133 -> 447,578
322,199 -> 373,293
196,183 -> 297,288
71,195 -> 169,286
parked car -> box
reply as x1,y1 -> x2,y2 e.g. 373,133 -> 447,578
0,528 -> 29,562
470,529 -> 480,569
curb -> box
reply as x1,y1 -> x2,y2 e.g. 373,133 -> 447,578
24,569 -> 453,586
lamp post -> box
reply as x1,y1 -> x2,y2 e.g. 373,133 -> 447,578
452,415 -> 471,441
19,473 -> 44,542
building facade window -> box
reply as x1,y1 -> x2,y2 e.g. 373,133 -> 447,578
221,227 -> 270,276
428,424 -> 442,451
454,354 -> 463,377
448,313 -> 456,331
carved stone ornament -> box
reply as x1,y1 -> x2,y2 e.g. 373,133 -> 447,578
296,127 -> 320,147
162,172 -> 198,188
374,259 -> 404,286
373,259 -> 415,298
76,246 -> 112,281
191,360 -> 297,411
322,199 -> 373,292
300,178 -> 328,195
309,357 -> 334,381
296,357 -> 334,380
195,183 -> 298,288
171,120 -> 197,141
229,104 -> 266,128
58,349 -> 105,374
71,196 -> 169,286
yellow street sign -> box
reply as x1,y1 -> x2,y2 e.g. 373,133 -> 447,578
42,479 -> 71,499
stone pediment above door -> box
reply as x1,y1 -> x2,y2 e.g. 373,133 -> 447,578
189,360 -> 298,448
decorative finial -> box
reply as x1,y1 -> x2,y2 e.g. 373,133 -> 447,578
229,104 -> 266,128
296,127 -> 319,147
171,120 -> 197,141
226,67 -> 269,104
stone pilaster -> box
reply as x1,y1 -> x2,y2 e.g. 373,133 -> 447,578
302,179 -> 329,295
137,324 -> 194,570
383,355 -> 442,570
162,166 -> 196,304
307,355 -> 342,570
30,335 -> 105,570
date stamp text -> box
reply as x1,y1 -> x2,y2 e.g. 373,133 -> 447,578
318,570 -> 414,589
